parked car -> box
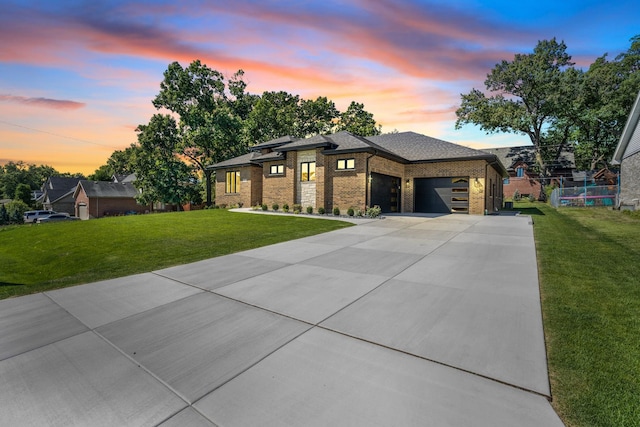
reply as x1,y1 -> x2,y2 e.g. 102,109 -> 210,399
36,213 -> 80,223
23,210 -> 56,223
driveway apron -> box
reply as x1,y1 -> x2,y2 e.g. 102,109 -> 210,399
0,213 -> 563,426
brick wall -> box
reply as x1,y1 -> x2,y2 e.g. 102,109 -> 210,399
75,188 -> 144,219
326,152 -> 369,211
214,165 -> 262,207
404,159 -> 489,215
262,153 -> 296,207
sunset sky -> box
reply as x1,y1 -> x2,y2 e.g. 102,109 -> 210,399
1,0 -> 638,175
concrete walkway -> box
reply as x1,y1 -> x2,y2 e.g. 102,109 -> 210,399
0,213 -> 563,426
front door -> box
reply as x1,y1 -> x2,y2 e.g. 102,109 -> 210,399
370,173 -> 401,213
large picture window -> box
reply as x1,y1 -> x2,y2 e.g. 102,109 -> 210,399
225,171 -> 240,193
301,161 -> 316,181
269,164 -> 284,175
337,158 -> 355,170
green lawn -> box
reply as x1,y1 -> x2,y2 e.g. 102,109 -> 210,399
519,202 -> 640,427
2,203 -> 638,425
0,209 -> 352,299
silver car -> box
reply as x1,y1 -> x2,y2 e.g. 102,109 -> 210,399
23,210 -> 56,223
37,213 -> 80,223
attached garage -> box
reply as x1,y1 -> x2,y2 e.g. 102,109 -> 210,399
414,177 -> 470,214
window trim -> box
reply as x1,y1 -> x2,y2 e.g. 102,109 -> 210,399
301,161 -> 316,181
269,164 -> 284,175
337,158 -> 355,170
225,170 -> 241,194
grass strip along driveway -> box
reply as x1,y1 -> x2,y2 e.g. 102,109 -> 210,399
0,209 -> 351,300
2,204 -> 639,426
522,203 -> 640,427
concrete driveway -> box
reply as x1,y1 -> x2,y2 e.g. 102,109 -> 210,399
0,213 -> 563,426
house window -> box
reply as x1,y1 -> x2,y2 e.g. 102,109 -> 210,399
337,158 -> 355,170
269,164 -> 284,175
516,167 -> 524,177
503,178 -> 510,185
225,171 -> 240,193
301,162 -> 316,181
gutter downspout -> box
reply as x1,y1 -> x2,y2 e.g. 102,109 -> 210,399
365,150 -> 377,209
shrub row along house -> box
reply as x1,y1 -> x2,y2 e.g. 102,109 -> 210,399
210,131 -> 507,215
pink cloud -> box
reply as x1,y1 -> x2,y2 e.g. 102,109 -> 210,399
0,95 -> 85,110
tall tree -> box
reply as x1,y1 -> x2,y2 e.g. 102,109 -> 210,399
335,101 -> 381,136
134,114 -> 199,209
151,60 -> 248,206
14,183 -> 33,206
296,96 -> 339,136
456,38 -> 576,180
244,91 -> 301,143
571,35 -> 640,170
0,161 -> 57,198
89,144 -> 140,181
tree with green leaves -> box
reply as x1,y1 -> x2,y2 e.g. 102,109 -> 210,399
89,144 -> 141,181
456,38 -> 576,180
14,183 -> 32,206
0,161 -> 56,199
0,204 -> 9,225
150,60 -> 249,206
134,114 -> 200,209
571,35 -> 640,170
336,101 -> 381,136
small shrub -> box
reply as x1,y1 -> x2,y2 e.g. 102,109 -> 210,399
333,207 -> 340,216
5,200 -> 29,224
293,204 -> 302,212
252,205 -> 261,211
261,203 -> 268,211
238,202 -> 244,208
318,207 -> 326,215
366,205 -> 382,218
272,203 -> 279,211
306,206 -> 313,214
282,203 -> 289,212
347,208 -> 354,217
219,203 -> 227,209
528,194 -> 535,202
513,189 -> 521,201
293,209 -> 301,214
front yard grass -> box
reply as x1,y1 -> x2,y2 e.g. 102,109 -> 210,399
0,209 -> 352,299
522,202 -> 640,426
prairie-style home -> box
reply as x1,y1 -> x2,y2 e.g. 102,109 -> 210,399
209,131 -> 507,215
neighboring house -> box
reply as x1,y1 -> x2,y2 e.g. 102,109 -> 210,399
481,145 -> 575,199
210,131 -> 508,215
73,180 -> 144,219
612,90 -> 640,209
112,173 -> 136,183
39,176 -> 82,215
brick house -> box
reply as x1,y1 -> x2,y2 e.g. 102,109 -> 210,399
612,90 -> 640,209
39,176 -> 82,215
210,131 -> 507,215
481,145 -> 575,199
73,180 -> 145,219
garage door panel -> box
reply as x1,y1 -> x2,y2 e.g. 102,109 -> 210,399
415,177 -> 469,214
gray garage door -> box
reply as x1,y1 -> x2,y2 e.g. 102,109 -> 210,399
414,177 -> 469,214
